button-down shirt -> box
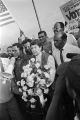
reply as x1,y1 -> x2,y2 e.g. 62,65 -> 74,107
67,33 -> 78,46
53,43 -> 80,66
51,33 -> 78,52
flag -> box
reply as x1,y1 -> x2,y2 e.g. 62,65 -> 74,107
0,0 -> 15,27
20,29 -> 25,37
18,28 -> 26,41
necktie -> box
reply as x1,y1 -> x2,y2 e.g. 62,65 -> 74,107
60,49 -> 64,63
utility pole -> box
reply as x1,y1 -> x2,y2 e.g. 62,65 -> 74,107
32,0 -> 42,31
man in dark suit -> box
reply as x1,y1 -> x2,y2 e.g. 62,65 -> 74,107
66,55 -> 80,119
12,43 -> 30,81
46,62 -> 75,120
12,43 -> 32,120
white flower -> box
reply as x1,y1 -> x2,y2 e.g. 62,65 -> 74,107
39,95 -> 47,107
27,76 -> 33,82
37,76 -> 41,82
24,68 -> 29,73
23,86 -> 27,91
24,72 -> 28,78
31,104 -> 36,108
27,81 -> 34,87
28,68 -> 32,73
36,88 -> 42,96
44,72 -> 50,78
26,75 -> 34,87
35,63 -> 40,68
44,89 -> 49,94
21,73 -> 24,77
17,81 -> 20,86
22,96 -> 27,102
30,58 -> 35,63
23,65 -> 30,72
27,89 -> 33,95
19,88 -> 22,92
23,66 -> 27,70
21,72 -> 27,78
31,73 -> 35,78
40,79 -> 45,85
30,98 -> 36,103
21,79 -> 25,86
24,68 -> 32,76
23,92 -> 27,97
39,94 -> 45,107
26,64 -> 30,68
24,98 -> 28,102
37,69 -> 42,74
44,65 -> 50,70
26,71 -> 30,76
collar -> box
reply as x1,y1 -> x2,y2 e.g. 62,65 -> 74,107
63,42 -> 69,50
15,54 -> 24,60
59,41 -> 68,51
36,52 -> 42,63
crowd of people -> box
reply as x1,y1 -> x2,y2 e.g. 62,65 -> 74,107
0,21 -> 80,120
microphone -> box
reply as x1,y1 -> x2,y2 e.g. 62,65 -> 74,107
66,53 -> 80,59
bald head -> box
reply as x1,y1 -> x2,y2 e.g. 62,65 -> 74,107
54,31 -> 67,49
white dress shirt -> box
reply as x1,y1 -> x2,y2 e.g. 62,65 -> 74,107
67,33 -> 78,46
53,43 -> 80,66
51,33 -> 78,52
35,52 -> 56,83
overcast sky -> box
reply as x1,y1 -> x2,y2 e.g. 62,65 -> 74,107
1,0 -> 69,49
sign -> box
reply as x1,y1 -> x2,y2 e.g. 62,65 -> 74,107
60,0 -> 80,32
60,0 -> 80,22
65,20 -> 79,33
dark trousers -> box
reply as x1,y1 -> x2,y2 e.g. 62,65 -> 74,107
0,97 -> 24,120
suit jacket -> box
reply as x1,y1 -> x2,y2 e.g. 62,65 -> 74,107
14,54 -> 31,82
46,62 -> 74,120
